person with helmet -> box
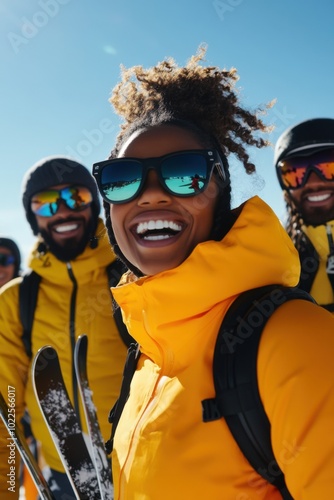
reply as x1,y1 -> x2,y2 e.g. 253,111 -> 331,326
0,237 -> 21,288
274,118 -> 334,310
0,156 -> 129,498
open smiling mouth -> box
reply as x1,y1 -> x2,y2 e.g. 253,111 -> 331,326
306,193 -> 331,202
53,223 -> 80,233
135,220 -> 183,241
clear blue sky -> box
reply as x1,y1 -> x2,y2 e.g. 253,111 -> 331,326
1,0 -> 334,267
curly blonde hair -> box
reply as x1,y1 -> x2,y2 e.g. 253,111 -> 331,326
104,46 -> 274,275
109,45 -> 273,173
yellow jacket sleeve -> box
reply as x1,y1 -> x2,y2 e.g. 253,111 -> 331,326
258,299 -> 334,499
0,279 -> 30,499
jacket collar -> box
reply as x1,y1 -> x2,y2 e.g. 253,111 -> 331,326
112,197 -> 300,369
302,221 -> 334,259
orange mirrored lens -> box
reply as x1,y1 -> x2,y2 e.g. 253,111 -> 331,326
278,159 -> 334,189
279,164 -> 307,188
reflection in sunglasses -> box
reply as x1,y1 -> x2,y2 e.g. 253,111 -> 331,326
31,186 -> 93,217
93,149 -> 228,204
278,158 -> 334,190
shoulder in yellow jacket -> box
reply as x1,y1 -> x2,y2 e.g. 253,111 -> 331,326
0,219 -> 128,497
301,222 -> 334,306
111,197 -> 334,500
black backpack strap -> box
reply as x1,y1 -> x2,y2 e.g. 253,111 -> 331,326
104,259 -> 138,454
107,259 -> 135,348
19,271 -> 41,359
297,236 -> 319,294
113,307 -> 135,348
202,285 -> 315,499
322,303 -> 334,312
107,259 -> 129,288
105,342 -> 141,455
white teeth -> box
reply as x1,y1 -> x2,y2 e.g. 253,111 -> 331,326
136,220 -> 182,234
144,234 -> 171,241
307,193 -> 330,202
55,223 -> 78,233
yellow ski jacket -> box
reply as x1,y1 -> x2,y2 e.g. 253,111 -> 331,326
0,219 -> 128,496
301,222 -> 334,306
111,197 -> 334,500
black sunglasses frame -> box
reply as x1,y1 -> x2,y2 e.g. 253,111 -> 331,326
92,149 -> 228,204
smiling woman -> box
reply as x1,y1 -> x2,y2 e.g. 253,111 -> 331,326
92,46 -> 334,499
94,125 -> 228,275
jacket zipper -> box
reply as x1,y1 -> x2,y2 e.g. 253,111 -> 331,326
66,262 -> 81,429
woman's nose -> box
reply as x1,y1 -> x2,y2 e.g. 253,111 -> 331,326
137,170 -> 172,205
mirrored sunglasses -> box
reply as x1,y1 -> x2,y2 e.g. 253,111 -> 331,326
277,148 -> 334,190
92,149 -> 227,204
0,254 -> 15,267
31,185 -> 93,217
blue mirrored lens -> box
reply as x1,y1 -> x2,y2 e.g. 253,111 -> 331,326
0,254 -> 15,266
99,153 -> 210,202
31,187 -> 92,217
100,160 -> 142,202
34,202 -> 58,217
162,154 -> 207,194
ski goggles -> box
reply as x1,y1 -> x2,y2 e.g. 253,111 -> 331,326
0,254 -> 15,266
92,149 -> 227,204
277,148 -> 334,190
30,185 -> 93,217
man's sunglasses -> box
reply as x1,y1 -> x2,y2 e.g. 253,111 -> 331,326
277,148 -> 334,190
0,254 -> 15,267
92,149 -> 228,204
30,185 -> 93,217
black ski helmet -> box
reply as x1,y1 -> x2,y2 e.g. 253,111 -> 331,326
274,118 -> 334,169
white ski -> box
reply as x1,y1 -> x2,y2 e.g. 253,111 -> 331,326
32,345 -> 102,499
74,335 -> 113,500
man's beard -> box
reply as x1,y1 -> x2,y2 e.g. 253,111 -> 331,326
40,217 -> 96,262
303,209 -> 334,226
295,201 -> 334,226
288,191 -> 334,226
